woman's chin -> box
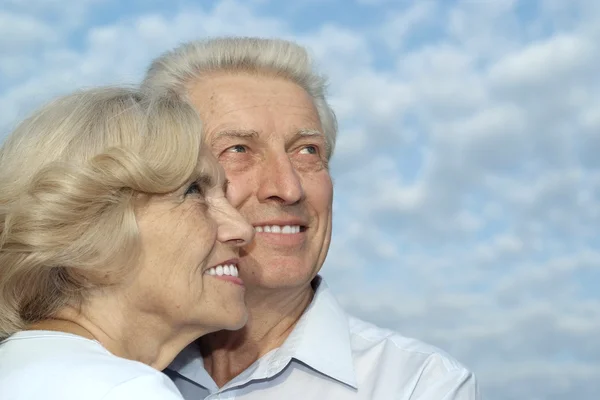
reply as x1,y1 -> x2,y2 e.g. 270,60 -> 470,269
197,305 -> 248,333
222,309 -> 249,331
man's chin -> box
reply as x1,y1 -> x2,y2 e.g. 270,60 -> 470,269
242,272 -> 317,293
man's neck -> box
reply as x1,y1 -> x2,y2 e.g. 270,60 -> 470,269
200,283 -> 315,387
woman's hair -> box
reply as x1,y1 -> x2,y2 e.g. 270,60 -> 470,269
141,36 -> 338,159
0,86 -> 204,338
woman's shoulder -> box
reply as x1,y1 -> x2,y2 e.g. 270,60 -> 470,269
0,330 -> 134,375
0,330 -> 183,400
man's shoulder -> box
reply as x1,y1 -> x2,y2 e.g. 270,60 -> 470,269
312,281 -> 474,375
344,315 -> 480,398
347,314 -> 473,375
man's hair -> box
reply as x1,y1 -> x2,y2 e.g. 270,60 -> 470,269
0,86 -> 205,338
142,36 -> 338,158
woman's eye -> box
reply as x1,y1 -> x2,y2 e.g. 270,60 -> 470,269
226,144 -> 247,153
299,145 -> 318,155
184,182 -> 203,196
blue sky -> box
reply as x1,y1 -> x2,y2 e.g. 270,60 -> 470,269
1,0 -> 599,398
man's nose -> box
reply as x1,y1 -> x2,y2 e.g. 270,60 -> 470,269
256,153 -> 304,205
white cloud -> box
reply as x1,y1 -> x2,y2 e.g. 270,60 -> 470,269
0,11 -> 60,51
379,1 -> 439,50
488,34 -> 596,89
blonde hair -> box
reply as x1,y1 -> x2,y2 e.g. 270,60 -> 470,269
142,36 -> 338,158
0,86 -> 204,338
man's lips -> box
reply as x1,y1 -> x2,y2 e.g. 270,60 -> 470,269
252,219 -> 308,234
249,220 -> 309,248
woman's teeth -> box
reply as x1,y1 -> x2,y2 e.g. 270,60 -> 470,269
206,264 -> 239,277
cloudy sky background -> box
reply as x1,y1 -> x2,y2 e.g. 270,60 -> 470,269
1,0 -> 599,398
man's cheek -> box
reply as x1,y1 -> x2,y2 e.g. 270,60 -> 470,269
217,155 -> 253,176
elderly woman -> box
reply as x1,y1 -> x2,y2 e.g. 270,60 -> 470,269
0,87 -> 253,399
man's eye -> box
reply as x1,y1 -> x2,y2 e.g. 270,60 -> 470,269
226,144 -> 247,153
299,145 -> 318,155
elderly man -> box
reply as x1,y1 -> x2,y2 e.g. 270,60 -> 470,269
142,37 -> 480,400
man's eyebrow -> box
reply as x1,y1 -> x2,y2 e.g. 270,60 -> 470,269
210,129 -> 259,145
297,128 -> 323,137
296,128 -> 331,155
210,128 -> 331,156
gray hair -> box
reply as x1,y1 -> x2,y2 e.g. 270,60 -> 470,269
142,36 -> 337,158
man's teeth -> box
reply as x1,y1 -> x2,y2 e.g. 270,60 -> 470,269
206,264 -> 239,277
254,225 -> 301,234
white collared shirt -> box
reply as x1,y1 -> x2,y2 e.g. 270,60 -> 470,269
166,278 -> 481,399
0,331 -> 184,399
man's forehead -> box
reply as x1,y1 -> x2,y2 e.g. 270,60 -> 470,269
187,74 -> 325,145
188,74 -> 318,115
201,96 -> 319,120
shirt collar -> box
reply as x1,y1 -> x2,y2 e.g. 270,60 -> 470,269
167,276 -> 357,390
167,343 -> 217,392
282,276 -> 358,389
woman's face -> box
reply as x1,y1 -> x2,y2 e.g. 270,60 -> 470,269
127,154 -> 254,334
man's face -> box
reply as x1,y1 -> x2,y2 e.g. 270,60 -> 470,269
187,73 -> 333,291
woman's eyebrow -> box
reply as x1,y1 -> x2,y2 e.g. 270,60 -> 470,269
197,173 -> 214,188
